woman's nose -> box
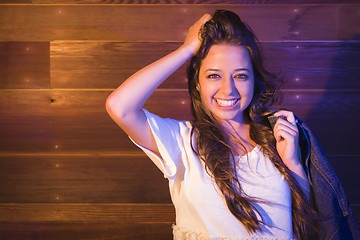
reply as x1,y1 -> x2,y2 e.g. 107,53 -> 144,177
220,76 -> 236,95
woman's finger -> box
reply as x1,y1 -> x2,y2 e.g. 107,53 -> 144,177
274,117 -> 298,142
199,13 -> 212,24
274,129 -> 297,141
275,123 -> 297,135
184,13 -> 211,54
191,14 -> 212,35
274,110 -> 296,125
275,118 -> 298,132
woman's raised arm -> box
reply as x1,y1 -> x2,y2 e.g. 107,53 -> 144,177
105,14 -> 211,155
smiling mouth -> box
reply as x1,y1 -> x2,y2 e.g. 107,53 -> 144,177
215,98 -> 240,107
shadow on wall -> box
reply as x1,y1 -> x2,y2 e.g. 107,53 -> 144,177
306,35 -> 360,155
306,34 -> 360,225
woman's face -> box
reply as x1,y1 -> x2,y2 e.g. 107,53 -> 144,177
198,44 -> 254,124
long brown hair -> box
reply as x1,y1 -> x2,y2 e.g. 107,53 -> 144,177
187,10 -> 315,239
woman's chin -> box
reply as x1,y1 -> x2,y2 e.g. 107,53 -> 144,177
212,111 -> 245,123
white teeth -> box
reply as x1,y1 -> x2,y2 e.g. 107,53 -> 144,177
215,99 -> 238,107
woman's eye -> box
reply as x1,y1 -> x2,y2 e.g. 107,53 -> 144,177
207,74 -> 220,79
234,74 -> 248,80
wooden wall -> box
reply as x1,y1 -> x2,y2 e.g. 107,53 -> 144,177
0,1 -> 359,239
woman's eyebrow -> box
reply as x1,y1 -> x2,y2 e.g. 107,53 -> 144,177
205,68 -> 221,72
205,68 -> 251,72
234,68 -> 251,72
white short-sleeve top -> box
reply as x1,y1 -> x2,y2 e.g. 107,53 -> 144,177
130,109 -> 293,240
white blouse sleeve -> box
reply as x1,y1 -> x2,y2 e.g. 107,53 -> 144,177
129,109 -> 183,179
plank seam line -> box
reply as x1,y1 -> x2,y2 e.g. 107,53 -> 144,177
0,153 -> 146,156
0,153 -> 359,157
1,89 -> 360,92
49,40 -> 360,43
0,203 -> 174,206
1,3 -> 357,6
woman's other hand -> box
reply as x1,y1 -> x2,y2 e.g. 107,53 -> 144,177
183,14 -> 212,55
273,110 -> 310,199
273,110 -> 300,169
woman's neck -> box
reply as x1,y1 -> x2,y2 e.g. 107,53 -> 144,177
219,119 -> 257,156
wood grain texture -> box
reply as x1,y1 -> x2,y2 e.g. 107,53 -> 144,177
0,42 -> 50,89
281,90 -> 360,155
0,222 -> 173,240
28,0 -> 360,4
1,40 -> 358,90
339,5 -> 360,40
0,90 -> 190,154
50,41 -> 360,90
0,203 -> 175,222
0,0 -> 31,3
50,41 -> 186,89
0,154 -> 171,203
0,2 -> 359,239
263,41 -> 360,90
0,211 -> 357,240
0,90 -> 359,154
0,154 -> 358,204
0,5 -> 339,41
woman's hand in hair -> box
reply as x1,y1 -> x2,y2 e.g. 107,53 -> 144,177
182,14 -> 212,55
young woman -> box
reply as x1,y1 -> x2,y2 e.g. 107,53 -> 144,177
106,10 -> 315,239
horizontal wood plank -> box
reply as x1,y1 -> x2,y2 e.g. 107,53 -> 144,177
263,41 -> 360,90
2,41 -> 358,90
0,90 -> 190,154
0,42 -> 50,89
0,90 -> 359,154
27,0 -> 360,4
0,5 -> 339,41
0,206 -> 357,239
0,222 -> 173,240
281,90 -> 360,155
0,154 -> 171,203
0,203 -> 175,222
0,0 -> 31,3
0,154 -> 358,204
339,5 -> 360,40
50,41 -> 360,90
50,41 -> 186,89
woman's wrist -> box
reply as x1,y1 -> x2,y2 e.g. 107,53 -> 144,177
284,157 -> 305,174
178,43 -> 198,58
